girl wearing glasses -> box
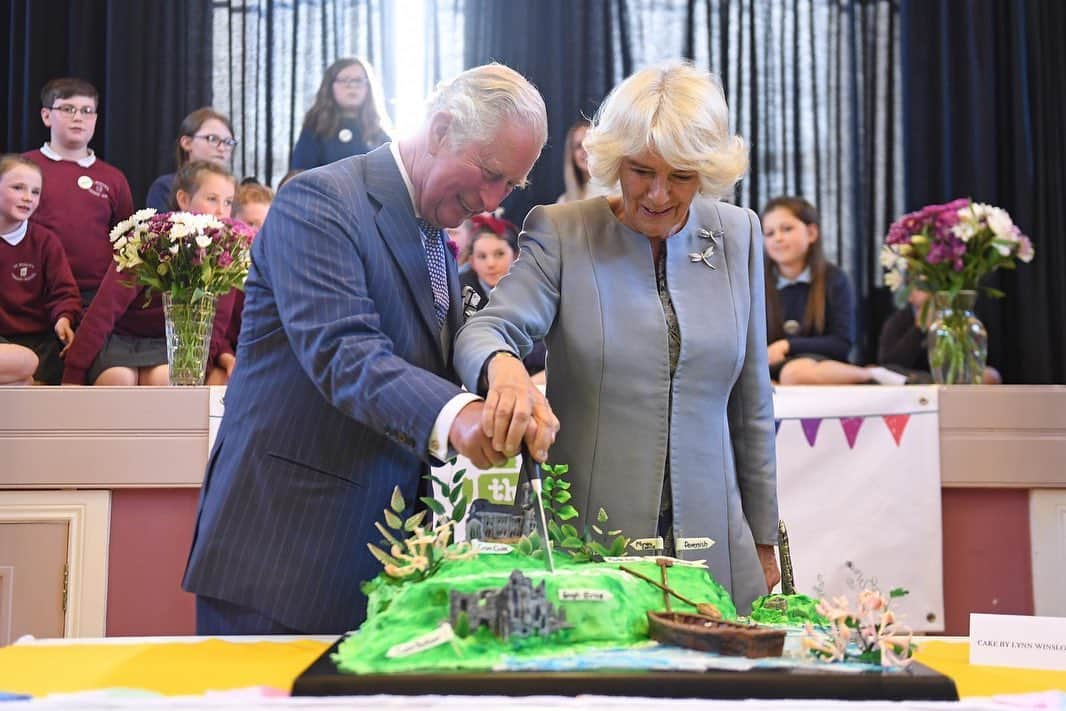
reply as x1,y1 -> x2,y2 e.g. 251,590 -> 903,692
146,108 -> 236,210
290,58 -> 391,171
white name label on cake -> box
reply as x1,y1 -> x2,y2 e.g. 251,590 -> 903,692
677,536 -> 716,551
630,537 -> 664,552
557,589 -> 613,602
970,613 -> 1066,670
386,622 -> 455,658
472,540 -> 514,554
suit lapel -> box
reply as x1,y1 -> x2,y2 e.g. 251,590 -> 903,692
364,147 -> 443,347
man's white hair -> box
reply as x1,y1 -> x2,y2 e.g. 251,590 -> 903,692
584,61 -> 748,199
426,63 -> 548,153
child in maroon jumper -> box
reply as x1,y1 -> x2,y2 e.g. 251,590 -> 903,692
0,155 -> 81,385
23,78 -> 134,304
206,180 -> 272,385
62,161 -> 237,386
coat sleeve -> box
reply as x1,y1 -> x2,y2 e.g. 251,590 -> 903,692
41,229 -> 82,327
453,204 -> 563,392
62,264 -> 141,384
289,127 -> 319,171
251,169 -> 462,453
726,208 -> 779,546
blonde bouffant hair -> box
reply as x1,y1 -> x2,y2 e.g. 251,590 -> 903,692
583,62 -> 748,200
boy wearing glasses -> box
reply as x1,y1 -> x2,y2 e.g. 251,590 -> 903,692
24,78 -> 134,305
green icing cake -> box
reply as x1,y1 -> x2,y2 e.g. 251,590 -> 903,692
333,550 -> 738,674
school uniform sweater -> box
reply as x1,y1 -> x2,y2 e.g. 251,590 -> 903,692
0,221 -> 81,335
24,146 -> 135,291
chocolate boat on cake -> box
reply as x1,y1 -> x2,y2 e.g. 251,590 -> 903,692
647,611 -> 786,658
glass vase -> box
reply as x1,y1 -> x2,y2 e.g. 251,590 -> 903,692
162,292 -> 216,386
926,290 -> 987,385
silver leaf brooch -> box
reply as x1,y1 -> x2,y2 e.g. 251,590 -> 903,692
688,228 -> 724,271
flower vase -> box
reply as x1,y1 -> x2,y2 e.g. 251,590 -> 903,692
927,290 -> 987,385
162,292 -> 216,386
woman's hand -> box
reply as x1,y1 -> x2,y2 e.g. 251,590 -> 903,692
756,543 -> 782,593
767,339 -> 790,366
54,317 -> 75,357
483,352 -> 559,461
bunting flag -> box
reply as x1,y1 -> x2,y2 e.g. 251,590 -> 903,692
777,414 -> 915,448
882,414 -> 911,446
800,418 -> 822,446
839,417 -> 865,449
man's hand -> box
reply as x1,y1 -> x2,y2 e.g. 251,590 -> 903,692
482,353 -> 559,462
449,400 -> 508,470
756,543 -> 781,593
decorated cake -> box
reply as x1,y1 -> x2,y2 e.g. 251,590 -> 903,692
328,465 -> 912,676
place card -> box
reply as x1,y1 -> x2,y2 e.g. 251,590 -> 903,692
558,589 -> 612,602
630,537 -> 664,552
386,622 -> 456,658
472,540 -> 513,554
969,613 -> 1066,670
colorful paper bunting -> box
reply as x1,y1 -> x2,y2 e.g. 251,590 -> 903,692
800,418 -> 822,446
882,414 -> 911,445
839,417 -> 865,449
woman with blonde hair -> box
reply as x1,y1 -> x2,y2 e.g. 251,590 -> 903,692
455,62 -> 779,614
290,57 -> 391,170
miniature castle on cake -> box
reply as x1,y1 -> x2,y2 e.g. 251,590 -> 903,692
449,569 -> 568,640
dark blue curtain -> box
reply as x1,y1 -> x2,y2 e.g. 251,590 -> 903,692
1,0 -> 213,207
464,0 -> 632,222
901,0 -> 1066,384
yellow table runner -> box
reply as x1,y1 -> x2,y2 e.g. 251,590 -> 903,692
2,638 -> 1064,699
0,639 -> 329,697
915,641 -> 1066,697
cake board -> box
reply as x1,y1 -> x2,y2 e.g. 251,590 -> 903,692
291,638 -> 959,701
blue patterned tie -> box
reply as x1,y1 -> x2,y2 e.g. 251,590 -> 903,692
416,219 -> 449,327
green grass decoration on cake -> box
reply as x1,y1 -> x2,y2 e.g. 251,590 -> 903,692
749,593 -> 828,626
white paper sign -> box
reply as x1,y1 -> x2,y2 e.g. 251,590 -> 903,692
558,589 -> 613,602
386,622 -> 456,658
969,613 -> 1066,670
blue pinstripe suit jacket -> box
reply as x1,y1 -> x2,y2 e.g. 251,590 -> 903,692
182,146 -> 465,632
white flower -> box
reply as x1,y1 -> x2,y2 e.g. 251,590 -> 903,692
169,243 -> 180,254
169,223 -> 192,240
885,269 -> 905,292
985,207 -> 1015,239
113,236 -> 127,249
951,221 -> 977,243
879,245 -> 899,269
130,208 -> 157,223
992,239 -> 1012,257
109,218 -> 133,243
195,234 -> 212,249
1018,236 -> 1035,262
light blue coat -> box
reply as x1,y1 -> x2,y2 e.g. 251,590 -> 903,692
454,196 -> 778,612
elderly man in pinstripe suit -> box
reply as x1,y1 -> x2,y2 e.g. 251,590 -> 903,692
183,64 -> 558,634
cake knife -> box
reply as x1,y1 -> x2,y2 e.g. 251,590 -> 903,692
522,444 -> 556,573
